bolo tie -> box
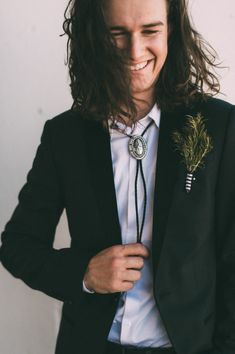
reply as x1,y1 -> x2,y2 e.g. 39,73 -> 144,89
112,119 -> 154,243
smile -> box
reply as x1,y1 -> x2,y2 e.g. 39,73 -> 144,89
129,60 -> 153,72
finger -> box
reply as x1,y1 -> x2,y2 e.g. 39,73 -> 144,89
108,279 -> 134,293
122,243 -> 150,258
122,269 -> 141,282
120,281 -> 135,292
125,256 -> 144,270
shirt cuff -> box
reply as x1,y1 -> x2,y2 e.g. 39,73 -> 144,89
83,280 -> 95,294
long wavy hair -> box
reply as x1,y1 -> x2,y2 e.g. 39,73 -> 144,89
62,0 -> 220,124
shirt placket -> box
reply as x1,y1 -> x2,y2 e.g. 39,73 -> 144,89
120,122 -> 148,344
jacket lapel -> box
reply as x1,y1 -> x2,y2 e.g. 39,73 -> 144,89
84,119 -> 122,248
152,108 -> 185,276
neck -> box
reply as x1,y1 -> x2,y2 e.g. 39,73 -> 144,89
122,96 -> 156,127
136,103 -> 154,120
123,101 -> 155,127
135,88 -> 155,114
116,90 -> 155,127
129,90 -> 155,125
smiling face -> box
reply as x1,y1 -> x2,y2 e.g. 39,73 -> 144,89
104,0 -> 169,105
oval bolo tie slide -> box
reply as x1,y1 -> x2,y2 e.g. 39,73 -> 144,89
128,135 -> 147,160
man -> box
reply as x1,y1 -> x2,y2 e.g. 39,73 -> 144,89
1,0 -> 235,354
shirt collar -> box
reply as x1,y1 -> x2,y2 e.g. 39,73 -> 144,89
146,103 -> 161,129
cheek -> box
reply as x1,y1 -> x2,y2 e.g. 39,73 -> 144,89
114,37 -> 126,50
150,38 -> 168,60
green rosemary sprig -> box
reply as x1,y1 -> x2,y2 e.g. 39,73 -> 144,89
172,113 -> 213,173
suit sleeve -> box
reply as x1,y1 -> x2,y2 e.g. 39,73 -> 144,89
0,120 -> 89,303
214,105 -> 235,354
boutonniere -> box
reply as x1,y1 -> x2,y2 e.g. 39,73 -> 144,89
172,113 -> 213,193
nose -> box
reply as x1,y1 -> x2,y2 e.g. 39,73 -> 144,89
128,34 -> 144,61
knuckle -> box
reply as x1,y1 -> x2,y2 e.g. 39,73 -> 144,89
114,269 -> 121,280
113,245 -> 125,257
120,244 -> 127,254
111,257 -> 121,269
110,270 -> 119,284
133,244 -> 142,255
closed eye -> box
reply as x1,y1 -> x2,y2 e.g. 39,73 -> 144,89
142,30 -> 160,35
111,31 -> 127,37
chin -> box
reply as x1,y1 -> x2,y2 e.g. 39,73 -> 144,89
130,83 -> 156,99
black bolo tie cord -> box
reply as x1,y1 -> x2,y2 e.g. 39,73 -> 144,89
134,120 -> 154,243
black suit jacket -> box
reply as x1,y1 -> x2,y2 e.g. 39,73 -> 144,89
1,97 -> 235,354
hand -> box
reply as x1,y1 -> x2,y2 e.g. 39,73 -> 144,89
83,243 -> 149,294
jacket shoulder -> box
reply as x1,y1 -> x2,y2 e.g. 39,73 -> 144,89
188,97 -> 235,129
203,96 -> 234,111
41,109 -> 101,143
45,109 -> 84,131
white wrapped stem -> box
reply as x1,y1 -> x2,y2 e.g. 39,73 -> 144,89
185,173 -> 194,193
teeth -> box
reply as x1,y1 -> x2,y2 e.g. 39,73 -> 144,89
130,61 -> 148,71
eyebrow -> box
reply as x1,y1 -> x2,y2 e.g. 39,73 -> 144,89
109,21 -> 164,31
143,22 -> 164,28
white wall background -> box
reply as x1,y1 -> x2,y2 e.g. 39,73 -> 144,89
0,1 -> 234,353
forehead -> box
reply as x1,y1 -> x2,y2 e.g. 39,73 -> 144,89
103,0 -> 168,28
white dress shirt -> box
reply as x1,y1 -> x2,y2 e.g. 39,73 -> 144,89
107,104 -> 171,347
